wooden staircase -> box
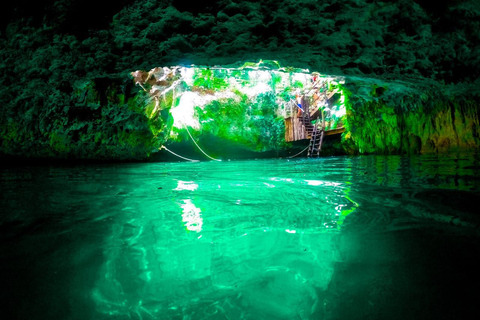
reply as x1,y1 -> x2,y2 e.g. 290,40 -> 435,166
284,79 -> 347,158
296,89 -> 325,158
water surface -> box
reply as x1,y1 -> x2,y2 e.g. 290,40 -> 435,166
1,154 -> 480,319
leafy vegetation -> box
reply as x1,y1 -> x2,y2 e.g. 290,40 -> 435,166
192,68 -> 228,91
195,92 -> 288,152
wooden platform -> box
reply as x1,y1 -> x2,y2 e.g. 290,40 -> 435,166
324,127 -> 345,136
285,116 -> 345,142
284,116 -> 309,141
284,89 -> 343,143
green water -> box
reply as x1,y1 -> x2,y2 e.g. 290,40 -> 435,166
1,154 -> 480,320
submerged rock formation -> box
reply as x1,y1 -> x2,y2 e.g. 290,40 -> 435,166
1,0 -> 479,160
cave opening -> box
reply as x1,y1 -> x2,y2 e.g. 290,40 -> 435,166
130,60 -> 347,159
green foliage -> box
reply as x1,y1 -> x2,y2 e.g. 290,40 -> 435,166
193,69 -> 228,90
293,80 -> 304,89
271,73 -> 283,90
195,92 -> 288,152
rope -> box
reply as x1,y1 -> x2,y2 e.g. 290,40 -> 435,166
185,126 -> 221,161
287,144 -> 310,159
160,146 -> 199,162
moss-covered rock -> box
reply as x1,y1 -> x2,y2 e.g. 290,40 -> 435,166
1,75 -> 171,160
340,79 -> 480,155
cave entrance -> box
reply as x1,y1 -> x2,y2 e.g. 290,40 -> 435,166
131,60 -> 346,157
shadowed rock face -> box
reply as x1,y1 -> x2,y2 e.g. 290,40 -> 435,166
2,0 -> 479,82
1,0 -> 479,160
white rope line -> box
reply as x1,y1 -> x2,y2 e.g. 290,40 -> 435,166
185,126 -> 221,161
287,145 -> 310,158
160,146 -> 199,162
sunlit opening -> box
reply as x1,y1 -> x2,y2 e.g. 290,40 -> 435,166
131,60 -> 347,150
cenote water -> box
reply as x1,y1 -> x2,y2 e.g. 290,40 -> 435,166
1,154 -> 480,320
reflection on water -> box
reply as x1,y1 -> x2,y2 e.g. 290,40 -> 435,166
180,199 -> 203,233
1,154 -> 480,319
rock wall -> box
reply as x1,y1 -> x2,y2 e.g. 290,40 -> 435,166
340,79 -> 480,154
1,76 -> 171,160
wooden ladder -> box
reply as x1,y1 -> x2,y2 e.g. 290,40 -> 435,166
307,120 -> 324,157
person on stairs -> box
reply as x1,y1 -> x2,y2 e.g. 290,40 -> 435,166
296,90 -> 303,117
